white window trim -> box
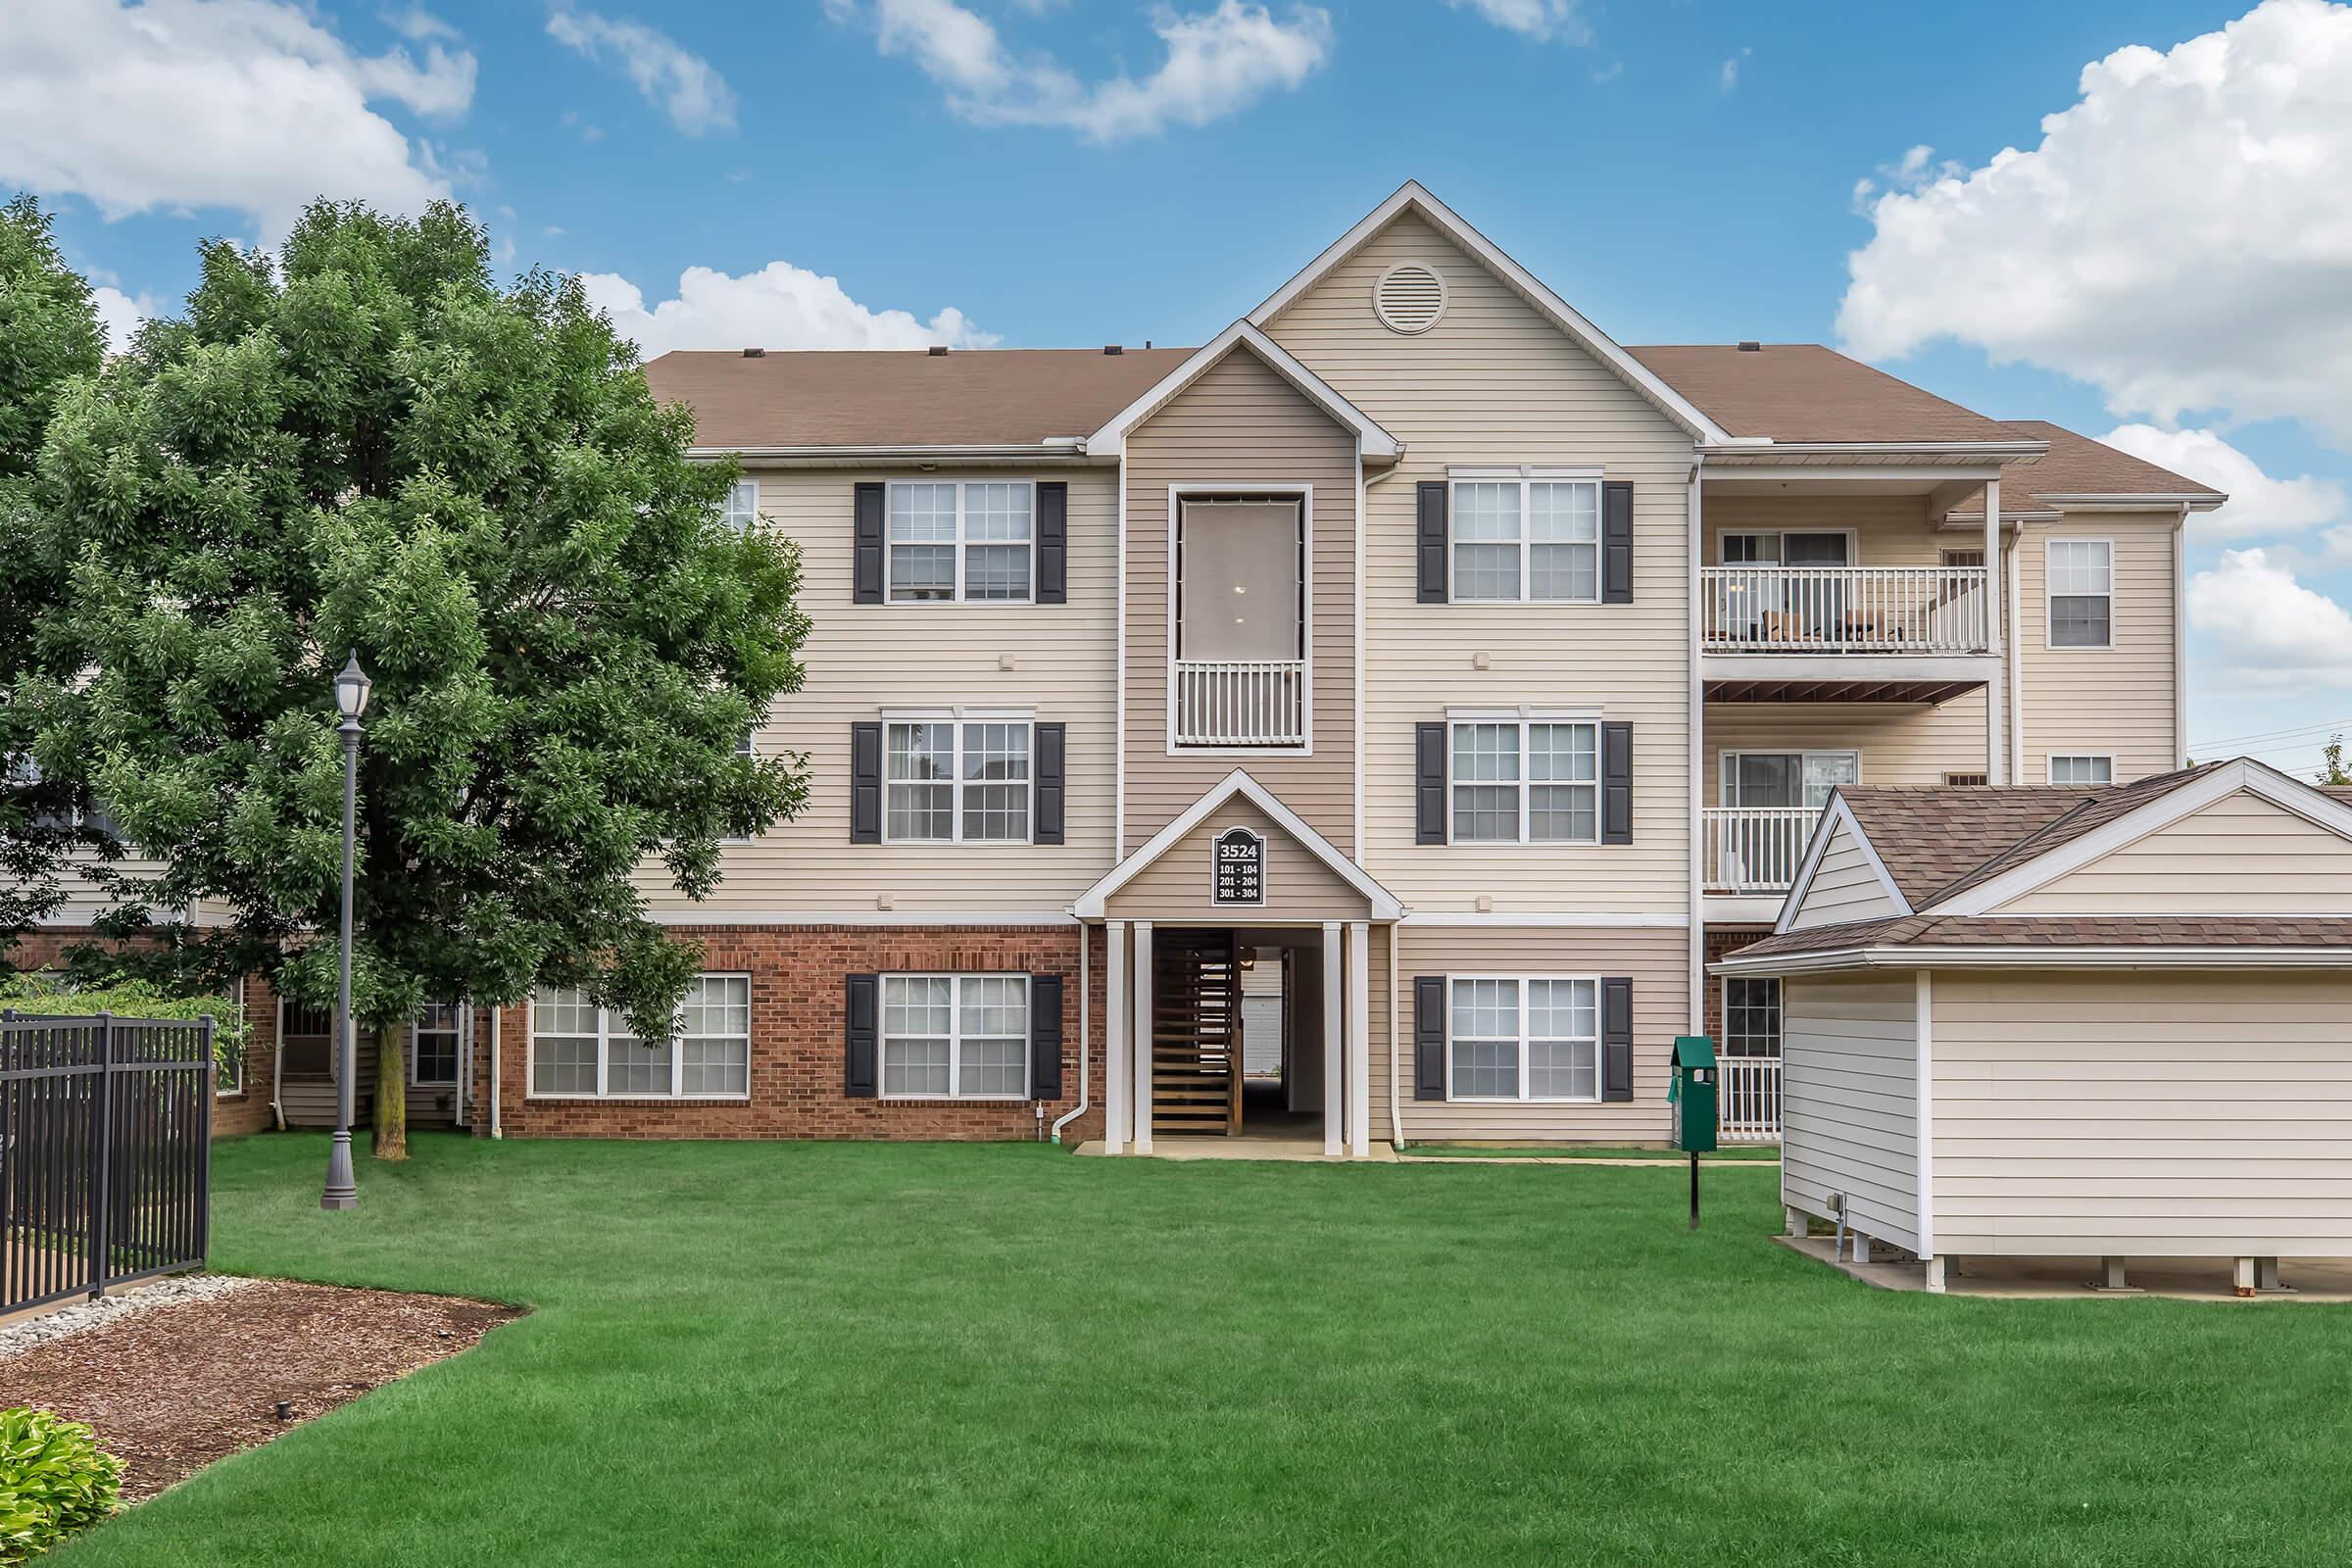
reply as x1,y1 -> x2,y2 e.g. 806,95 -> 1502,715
1448,474 -> 1604,605
524,974 -> 754,1102
1718,750 -> 1862,807
1444,713 -> 1602,847
879,972 -> 1032,1102
1719,974 -> 1783,1059
2046,753 -> 2117,786
1715,527 -> 1860,565
878,709 -> 1037,847
410,1004 -> 461,1089
1164,484 -> 1315,757
884,479 -> 1038,606
2044,537 -> 2115,651
1444,973 -> 1603,1104
722,478 -> 760,533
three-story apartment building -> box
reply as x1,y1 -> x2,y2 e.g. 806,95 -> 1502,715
21,182 -> 2223,1151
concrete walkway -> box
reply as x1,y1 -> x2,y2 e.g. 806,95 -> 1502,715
1072,1137 -> 1398,1163
1778,1235 -> 2352,1302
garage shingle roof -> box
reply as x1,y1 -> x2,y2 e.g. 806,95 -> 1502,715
1731,914 -> 2352,964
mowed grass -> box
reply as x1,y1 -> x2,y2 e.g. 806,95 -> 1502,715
60,1133 -> 2352,1567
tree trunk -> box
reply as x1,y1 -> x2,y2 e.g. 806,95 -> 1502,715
372,1019 -> 408,1161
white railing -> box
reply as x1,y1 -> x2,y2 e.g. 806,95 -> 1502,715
1701,565 -> 1988,654
1702,806 -> 1819,894
1719,1055 -> 1781,1141
1173,660 -> 1306,747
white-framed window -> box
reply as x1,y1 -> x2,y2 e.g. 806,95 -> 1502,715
529,974 -> 752,1100
217,1035 -> 243,1097
881,974 -> 1029,1100
1448,717 -> 1598,844
411,1002 -> 460,1087
1450,477 -> 1599,603
2047,539 -> 2113,648
887,480 -> 1034,603
883,716 -> 1031,844
1719,751 -> 1857,809
721,480 -> 759,533
1722,977 -> 1781,1058
2048,754 -> 2115,786
1446,976 -> 1599,1102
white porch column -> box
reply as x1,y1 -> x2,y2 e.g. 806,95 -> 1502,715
1103,921 -> 1129,1153
1346,920 -> 1371,1158
1321,920 -> 1344,1157
1131,920 -> 1154,1154
1983,475 -> 2006,784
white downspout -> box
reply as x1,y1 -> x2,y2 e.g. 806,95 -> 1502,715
269,982 -> 286,1131
1386,922 -> 1402,1151
2174,505 -> 2190,767
1050,924 -> 1092,1143
2007,525 -> 2025,783
455,1001 -> 470,1132
1687,453 -> 1704,1031
489,1004 -> 504,1139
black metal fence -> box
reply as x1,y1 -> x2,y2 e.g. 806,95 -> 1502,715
0,1012 -> 214,1315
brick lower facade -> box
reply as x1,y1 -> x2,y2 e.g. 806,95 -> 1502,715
1702,925 -> 1772,1046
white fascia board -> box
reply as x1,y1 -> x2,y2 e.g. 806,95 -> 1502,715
1929,759 -> 2352,916
1085,320 -> 1398,460
1697,440 -> 2049,461
1069,767 -> 1404,920
1245,181 -> 1733,447
2033,492 -> 2227,512
1771,794 -> 1911,935
1714,944 -> 2352,976
689,443 -> 1102,465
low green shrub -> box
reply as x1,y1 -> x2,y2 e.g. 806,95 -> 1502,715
0,975 -> 248,1092
0,1407 -> 123,1563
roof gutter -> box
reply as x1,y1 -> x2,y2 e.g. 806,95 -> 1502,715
687,440 -> 1102,466
2031,493 -> 2227,512
1696,439 -> 2051,461
1713,944 -> 2352,976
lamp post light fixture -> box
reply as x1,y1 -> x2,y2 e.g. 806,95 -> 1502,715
319,652 -> 372,1212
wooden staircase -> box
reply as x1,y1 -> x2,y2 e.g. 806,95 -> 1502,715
1152,931 -> 1243,1136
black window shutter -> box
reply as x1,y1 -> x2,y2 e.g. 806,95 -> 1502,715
850,722 -> 883,844
1415,481 -> 1448,603
1600,976 -> 1634,1102
1413,976 -> 1446,1101
854,482 -> 886,604
845,974 -> 879,1098
1414,722 -> 1448,845
1035,481 -> 1068,605
1601,480 -> 1634,604
1029,974 -> 1064,1100
1600,720 -> 1634,846
1033,722 -> 1066,845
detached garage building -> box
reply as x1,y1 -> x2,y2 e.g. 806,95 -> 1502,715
1717,759 -> 2352,1294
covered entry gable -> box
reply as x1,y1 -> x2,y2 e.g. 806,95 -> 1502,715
1073,770 -> 1402,922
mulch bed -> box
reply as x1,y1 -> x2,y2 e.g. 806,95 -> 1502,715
0,1279 -> 521,1501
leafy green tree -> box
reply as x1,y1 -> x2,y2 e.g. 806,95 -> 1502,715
0,195 -> 110,960
2322,736 -> 2351,788
8,199 -> 809,1157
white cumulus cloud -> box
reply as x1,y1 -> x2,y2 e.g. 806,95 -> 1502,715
2098,424 -> 2347,539
0,0 -> 476,234
2188,548 -> 2352,689
1446,0 -> 1590,45
579,263 -> 996,359
829,0 -> 1331,142
1838,0 -> 2352,447
546,7 -> 736,134
91,285 -> 154,356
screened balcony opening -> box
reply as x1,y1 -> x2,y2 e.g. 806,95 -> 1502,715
1174,496 -> 1306,748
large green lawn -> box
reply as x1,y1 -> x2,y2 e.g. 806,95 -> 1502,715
61,1133 -> 2352,1566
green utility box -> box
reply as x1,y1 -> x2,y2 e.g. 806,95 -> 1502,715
1668,1036 -> 1719,1154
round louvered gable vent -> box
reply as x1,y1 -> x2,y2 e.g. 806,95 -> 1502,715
1373,262 -> 1447,335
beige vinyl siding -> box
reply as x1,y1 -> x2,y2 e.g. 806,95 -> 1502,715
1264,211 -> 1692,914
2016,513 -> 2180,783
1781,974 -> 1920,1251
1121,346 -> 1357,852
1103,798 -> 1370,922
1705,704 -> 1988,802
1377,924 -> 1685,1143
1786,819 -> 1901,930
636,466 -> 1117,915
1932,971 -> 2352,1256
1997,788 -> 2352,914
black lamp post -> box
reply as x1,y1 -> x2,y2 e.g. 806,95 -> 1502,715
319,653 -> 371,1211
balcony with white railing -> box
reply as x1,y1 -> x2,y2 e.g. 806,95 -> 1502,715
1702,806 -> 1819,895
1718,1055 -> 1782,1141
1173,660 -> 1307,748
1701,564 -> 1989,655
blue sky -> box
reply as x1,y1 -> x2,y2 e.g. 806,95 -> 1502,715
7,0 -> 2352,773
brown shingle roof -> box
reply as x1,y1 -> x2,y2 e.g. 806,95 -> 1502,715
1731,913 -> 2352,963
1953,419 -> 2226,515
1622,344 -> 2025,444
643,347 -> 1194,450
